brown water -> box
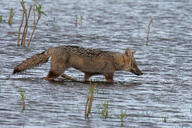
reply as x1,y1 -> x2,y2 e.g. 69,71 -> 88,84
0,0 -> 192,128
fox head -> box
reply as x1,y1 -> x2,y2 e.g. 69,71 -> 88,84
118,48 -> 143,75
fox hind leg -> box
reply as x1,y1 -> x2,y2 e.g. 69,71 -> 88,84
44,67 -> 66,81
44,55 -> 68,81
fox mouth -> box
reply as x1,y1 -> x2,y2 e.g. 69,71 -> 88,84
136,72 -> 143,75
131,69 -> 143,75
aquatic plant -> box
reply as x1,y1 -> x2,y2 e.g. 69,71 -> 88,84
21,4 -> 32,46
27,4 -> 46,46
101,101 -> 109,119
8,8 -> 14,26
74,15 -> 83,27
74,15 -> 78,27
116,110 -> 128,127
17,0 -> 26,46
163,116 -> 167,123
146,18 -> 153,46
19,88 -> 26,111
85,82 -> 96,119
17,0 -> 46,47
0,16 -> 2,23
80,15 -> 83,26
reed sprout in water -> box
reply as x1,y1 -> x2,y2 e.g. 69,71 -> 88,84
146,18 -> 153,46
19,88 -> 26,112
85,82 -> 96,119
0,16 -> 2,23
80,15 -> 83,26
27,4 -> 46,46
17,0 -> 25,46
74,15 -> 83,27
8,8 -> 14,26
74,15 -> 78,27
17,0 -> 46,47
115,110 -> 128,127
101,101 -> 109,119
163,116 -> 167,123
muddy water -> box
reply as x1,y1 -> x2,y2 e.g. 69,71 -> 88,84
0,0 -> 192,128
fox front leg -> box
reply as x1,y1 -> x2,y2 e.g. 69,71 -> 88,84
44,55 -> 68,80
83,73 -> 93,82
104,73 -> 114,83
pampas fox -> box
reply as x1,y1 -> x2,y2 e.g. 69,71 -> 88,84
13,45 -> 143,83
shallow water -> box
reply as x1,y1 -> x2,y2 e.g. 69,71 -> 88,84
0,0 -> 192,128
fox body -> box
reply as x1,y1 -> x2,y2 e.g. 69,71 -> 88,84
13,45 -> 143,83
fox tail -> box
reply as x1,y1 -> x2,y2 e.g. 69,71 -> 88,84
13,48 -> 54,74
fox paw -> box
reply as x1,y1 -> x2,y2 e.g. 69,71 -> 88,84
43,77 -> 54,81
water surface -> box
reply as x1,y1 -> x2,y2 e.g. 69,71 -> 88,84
0,0 -> 192,128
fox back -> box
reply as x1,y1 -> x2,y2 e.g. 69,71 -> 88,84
54,46 -> 142,75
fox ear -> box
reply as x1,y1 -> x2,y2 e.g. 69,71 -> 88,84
125,48 -> 132,57
132,51 -> 136,56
